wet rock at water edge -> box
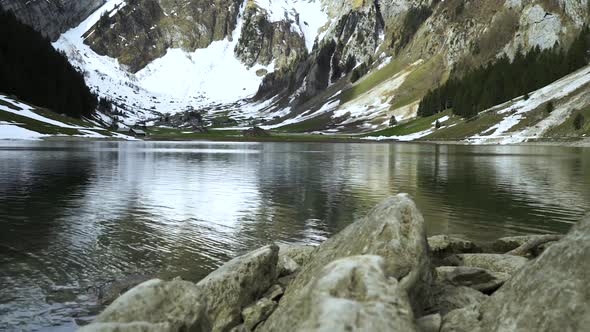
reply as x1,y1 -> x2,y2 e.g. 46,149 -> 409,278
428,235 -> 482,264
443,253 -> 528,275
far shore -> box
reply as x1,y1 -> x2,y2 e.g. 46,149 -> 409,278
13,133 -> 590,148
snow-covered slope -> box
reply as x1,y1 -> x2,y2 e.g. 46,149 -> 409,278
53,0 -> 329,126
0,95 -> 134,140
467,65 -> 590,144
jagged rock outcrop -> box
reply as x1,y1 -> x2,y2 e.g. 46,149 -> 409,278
0,0 -> 107,41
84,0 -> 241,72
235,1 -> 307,69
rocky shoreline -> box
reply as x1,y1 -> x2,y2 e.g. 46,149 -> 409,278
80,194 -> 589,332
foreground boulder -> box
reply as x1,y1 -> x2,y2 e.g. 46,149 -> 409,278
442,214 -> 590,331
82,245 -> 279,332
258,194 -> 431,331
269,255 -> 417,331
80,279 -> 209,332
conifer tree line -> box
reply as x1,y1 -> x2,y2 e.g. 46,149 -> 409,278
0,9 -> 97,118
418,27 -> 590,118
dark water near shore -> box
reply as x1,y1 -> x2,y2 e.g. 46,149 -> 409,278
1,141 -> 589,330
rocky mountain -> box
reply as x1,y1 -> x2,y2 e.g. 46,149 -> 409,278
0,0 -> 108,41
4,0 -> 590,141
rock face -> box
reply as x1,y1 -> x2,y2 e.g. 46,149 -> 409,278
0,0 -> 107,41
442,214 -> 590,332
84,0 -> 241,72
258,194 -> 431,331
235,2 -> 307,69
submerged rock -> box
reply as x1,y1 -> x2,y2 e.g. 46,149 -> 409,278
258,194 -> 431,331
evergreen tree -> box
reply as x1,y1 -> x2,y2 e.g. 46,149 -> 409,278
0,8 -> 96,118
417,27 -> 590,119
546,101 -> 554,114
574,112 -> 585,130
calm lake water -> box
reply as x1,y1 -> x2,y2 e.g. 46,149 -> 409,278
1,141 -> 589,330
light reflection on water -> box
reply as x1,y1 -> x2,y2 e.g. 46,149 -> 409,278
0,141 -> 589,330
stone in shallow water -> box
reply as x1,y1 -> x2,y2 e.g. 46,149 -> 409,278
444,253 -> 528,275
428,235 -> 481,261
258,194 -> 431,331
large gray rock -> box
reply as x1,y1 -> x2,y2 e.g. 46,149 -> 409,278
435,266 -> 509,293
428,235 -> 481,261
195,244 -> 279,332
266,255 -> 418,332
82,244 -> 279,332
79,278 -> 209,332
258,194 -> 431,331
445,214 -> 590,331
445,254 -> 528,275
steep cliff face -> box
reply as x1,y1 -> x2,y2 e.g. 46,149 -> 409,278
84,0 -> 242,73
235,1 -> 308,70
0,0 -> 107,41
